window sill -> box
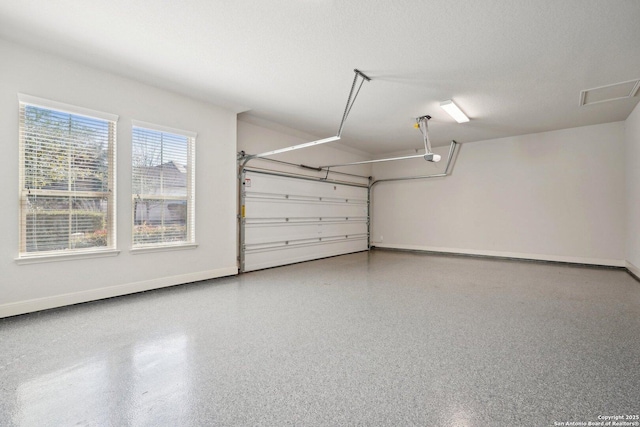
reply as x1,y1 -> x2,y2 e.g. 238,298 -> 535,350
130,243 -> 198,255
15,249 -> 121,265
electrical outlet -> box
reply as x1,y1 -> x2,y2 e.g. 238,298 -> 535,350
380,235 -> 383,242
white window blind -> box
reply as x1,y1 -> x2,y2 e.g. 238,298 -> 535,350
18,95 -> 117,258
131,121 -> 196,247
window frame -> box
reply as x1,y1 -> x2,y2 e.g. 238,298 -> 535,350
130,120 -> 196,252
16,94 -> 119,263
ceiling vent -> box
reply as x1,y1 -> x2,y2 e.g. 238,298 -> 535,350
580,79 -> 640,106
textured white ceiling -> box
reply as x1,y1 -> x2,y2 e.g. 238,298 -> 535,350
1,0 -> 639,155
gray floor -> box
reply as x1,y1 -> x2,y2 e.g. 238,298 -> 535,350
1,250 -> 639,426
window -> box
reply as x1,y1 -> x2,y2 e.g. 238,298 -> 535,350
131,121 -> 196,248
18,95 -> 117,259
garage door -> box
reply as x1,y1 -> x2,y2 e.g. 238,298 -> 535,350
240,169 -> 369,272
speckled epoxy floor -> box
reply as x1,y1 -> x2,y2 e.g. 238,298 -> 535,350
1,250 -> 639,426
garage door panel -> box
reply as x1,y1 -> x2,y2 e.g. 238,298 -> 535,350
246,173 -> 366,199
241,170 -> 369,272
244,221 -> 367,245
244,200 -> 366,218
243,238 -> 367,272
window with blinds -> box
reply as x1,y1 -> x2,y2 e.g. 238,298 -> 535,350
131,121 -> 196,247
18,95 -> 117,258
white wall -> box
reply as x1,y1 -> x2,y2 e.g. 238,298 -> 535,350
0,39 -> 238,317
371,122 -> 627,266
625,102 -> 640,276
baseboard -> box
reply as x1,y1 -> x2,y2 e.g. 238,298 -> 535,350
626,261 -> 640,282
0,266 -> 238,318
372,243 -> 626,268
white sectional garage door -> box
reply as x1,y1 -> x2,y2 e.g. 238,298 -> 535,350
240,169 -> 369,272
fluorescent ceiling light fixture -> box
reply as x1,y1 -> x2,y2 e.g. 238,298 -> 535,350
440,99 -> 469,123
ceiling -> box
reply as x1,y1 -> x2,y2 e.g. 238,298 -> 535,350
1,0 -> 639,155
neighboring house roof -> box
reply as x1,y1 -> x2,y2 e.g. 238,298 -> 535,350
164,161 -> 187,174
133,161 -> 187,196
